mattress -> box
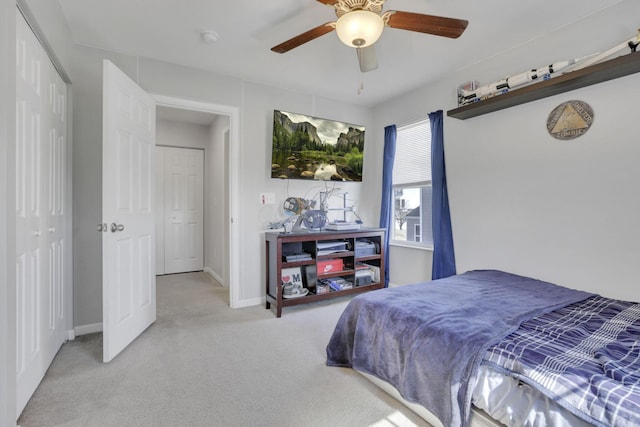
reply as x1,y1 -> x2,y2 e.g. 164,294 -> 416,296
327,271 -> 640,426
472,365 -> 592,427
359,366 -> 591,427
357,370 -> 504,427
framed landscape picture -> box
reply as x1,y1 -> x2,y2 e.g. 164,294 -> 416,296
271,110 -> 365,182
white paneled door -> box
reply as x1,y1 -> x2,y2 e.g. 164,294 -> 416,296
15,9 -> 68,415
157,146 -> 204,275
102,60 -> 156,363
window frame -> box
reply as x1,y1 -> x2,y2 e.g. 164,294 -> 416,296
390,117 -> 433,249
390,181 -> 433,249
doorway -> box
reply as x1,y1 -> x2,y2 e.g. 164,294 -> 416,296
152,96 -> 239,307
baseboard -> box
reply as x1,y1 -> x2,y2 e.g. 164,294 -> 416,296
203,267 -> 264,308
66,329 -> 76,341
74,322 -> 103,336
204,267 -> 224,286
234,297 -> 266,309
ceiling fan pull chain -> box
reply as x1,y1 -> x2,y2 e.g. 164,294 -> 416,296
357,79 -> 364,95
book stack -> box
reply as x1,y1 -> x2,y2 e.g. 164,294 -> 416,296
318,278 -> 353,291
325,221 -> 361,231
316,281 -> 330,294
355,239 -> 378,257
316,240 -> 349,256
355,263 -> 380,283
283,252 -> 312,262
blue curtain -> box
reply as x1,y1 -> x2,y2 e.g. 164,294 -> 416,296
429,110 -> 456,279
379,125 -> 396,287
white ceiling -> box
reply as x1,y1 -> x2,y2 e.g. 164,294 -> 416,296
57,0 -> 628,107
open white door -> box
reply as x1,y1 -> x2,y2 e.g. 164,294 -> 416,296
102,60 -> 156,363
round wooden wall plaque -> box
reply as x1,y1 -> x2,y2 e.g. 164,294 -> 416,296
547,100 -> 594,140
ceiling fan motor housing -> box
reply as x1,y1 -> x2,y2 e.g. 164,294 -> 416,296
334,0 -> 384,17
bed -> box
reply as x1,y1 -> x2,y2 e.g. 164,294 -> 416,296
326,270 -> 640,427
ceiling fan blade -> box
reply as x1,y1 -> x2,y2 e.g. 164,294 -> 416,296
387,11 -> 468,39
316,0 -> 337,5
271,22 -> 335,53
357,45 -> 378,72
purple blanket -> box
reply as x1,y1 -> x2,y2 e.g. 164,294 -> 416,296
326,270 -> 594,427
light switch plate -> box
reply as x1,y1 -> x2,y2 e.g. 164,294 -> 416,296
260,193 -> 275,205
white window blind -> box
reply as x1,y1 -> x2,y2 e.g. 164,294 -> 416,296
393,119 -> 432,185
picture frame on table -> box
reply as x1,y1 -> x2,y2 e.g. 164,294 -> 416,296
281,267 -> 303,288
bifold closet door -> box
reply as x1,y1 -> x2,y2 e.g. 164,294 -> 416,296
15,8 -> 68,415
157,146 -> 204,274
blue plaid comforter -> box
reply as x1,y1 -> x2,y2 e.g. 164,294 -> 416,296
483,296 -> 640,427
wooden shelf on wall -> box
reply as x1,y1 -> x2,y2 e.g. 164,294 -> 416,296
447,50 -> 640,120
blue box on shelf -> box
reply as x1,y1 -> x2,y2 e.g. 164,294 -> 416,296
355,240 -> 377,257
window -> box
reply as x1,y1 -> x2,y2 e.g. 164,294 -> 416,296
392,119 -> 433,247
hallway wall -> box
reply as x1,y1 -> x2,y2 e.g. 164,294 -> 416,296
205,115 -> 230,285
155,119 -> 208,276
156,119 -> 210,149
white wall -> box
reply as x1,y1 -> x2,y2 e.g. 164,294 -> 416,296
240,81 -> 374,305
205,115 -> 230,285
155,119 -> 209,277
389,246 -> 432,286
448,77 -> 640,301
71,46 -> 374,325
371,0 -> 640,302
156,119 -> 210,149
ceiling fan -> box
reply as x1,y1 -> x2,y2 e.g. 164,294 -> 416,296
271,0 -> 468,72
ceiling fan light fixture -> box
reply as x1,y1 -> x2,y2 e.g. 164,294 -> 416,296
335,10 -> 384,48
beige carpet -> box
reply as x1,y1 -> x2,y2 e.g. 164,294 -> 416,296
17,272 -> 428,427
